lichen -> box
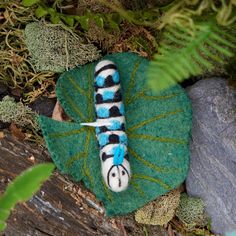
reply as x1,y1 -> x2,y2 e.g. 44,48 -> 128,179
0,96 -> 39,130
175,193 -> 209,230
135,188 -> 181,226
24,22 -> 101,73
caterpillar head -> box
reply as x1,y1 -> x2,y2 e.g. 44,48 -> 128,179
102,157 -> 131,192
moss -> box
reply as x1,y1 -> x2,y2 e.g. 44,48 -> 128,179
85,20 -> 120,52
0,96 -> 39,130
76,0 -> 112,14
111,23 -> 157,57
175,193 -> 209,230
135,188 -> 181,226
24,22 -> 101,73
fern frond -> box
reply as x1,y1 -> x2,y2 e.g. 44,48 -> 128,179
147,21 -> 236,92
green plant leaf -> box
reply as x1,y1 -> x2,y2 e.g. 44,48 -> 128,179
107,14 -> 120,30
78,16 -> 90,31
35,5 -> 48,18
22,0 -> 40,7
61,15 -> 75,27
39,52 -> 191,216
148,20 -> 236,92
0,163 -> 54,231
93,15 -> 104,28
50,13 -> 60,24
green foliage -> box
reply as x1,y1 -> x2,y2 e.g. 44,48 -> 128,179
159,0 -> 236,28
24,22 -> 100,72
22,0 -> 40,7
0,163 -> 55,231
21,0 -> 123,31
99,0 -> 236,91
39,52 -> 192,216
175,193 -> 209,230
147,20 -> 236,92
135,188 -> 180,225
0,96 -> 39,130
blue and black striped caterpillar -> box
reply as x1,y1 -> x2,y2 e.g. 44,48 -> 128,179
81,60 -> 131,192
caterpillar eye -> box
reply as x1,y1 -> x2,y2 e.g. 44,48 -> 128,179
122,171 -> 125,176
112,173 -> 116,177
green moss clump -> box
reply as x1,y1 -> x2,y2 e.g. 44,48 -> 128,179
0,96 -> 38,130
175,193 -> 209,230
24,22 -> 101,73
135,189 -> 181,226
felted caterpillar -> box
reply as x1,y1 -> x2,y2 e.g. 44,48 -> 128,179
81,60 -> 131,192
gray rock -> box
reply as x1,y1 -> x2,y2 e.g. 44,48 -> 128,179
186,78 -> 236,235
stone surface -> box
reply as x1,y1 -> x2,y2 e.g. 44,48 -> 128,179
186,78 -> 236,235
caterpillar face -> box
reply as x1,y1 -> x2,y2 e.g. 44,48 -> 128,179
102,157 -> 131,192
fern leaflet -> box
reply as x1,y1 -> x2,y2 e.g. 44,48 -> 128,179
147,21 -> 236,92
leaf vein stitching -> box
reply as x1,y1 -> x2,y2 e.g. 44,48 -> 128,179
125,59 -> 142,105
87,64 -> 95,121
83,132 -> 94,188
68,76 -> 88,97
129,148 -> 182,174
129,181 -> 145,197
132,174 -> 171,190
127,90 -> 180,106
127,109 -> 183,132
61,87 -> 87,121
66,152 -> 86,168
128,133 -> 187,145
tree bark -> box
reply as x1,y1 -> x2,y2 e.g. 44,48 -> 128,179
0,131 -> 122,236
0,131 -> 169,236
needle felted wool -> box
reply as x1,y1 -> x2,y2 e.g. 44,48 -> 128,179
39,52 -> 192,216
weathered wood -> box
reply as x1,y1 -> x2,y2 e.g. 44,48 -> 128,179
0,132 -> 123,236
0,131 -> 169,236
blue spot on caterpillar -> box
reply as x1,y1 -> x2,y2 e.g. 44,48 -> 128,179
97,107 -> 110,118
81,60 -> 131,192
103,91 -> 115,100
95,75 -> 105,87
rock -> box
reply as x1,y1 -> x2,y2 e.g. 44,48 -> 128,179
29,97 -> 56,117
186,78 -> 236,235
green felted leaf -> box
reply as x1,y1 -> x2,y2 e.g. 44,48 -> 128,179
39,52 -> 192,216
